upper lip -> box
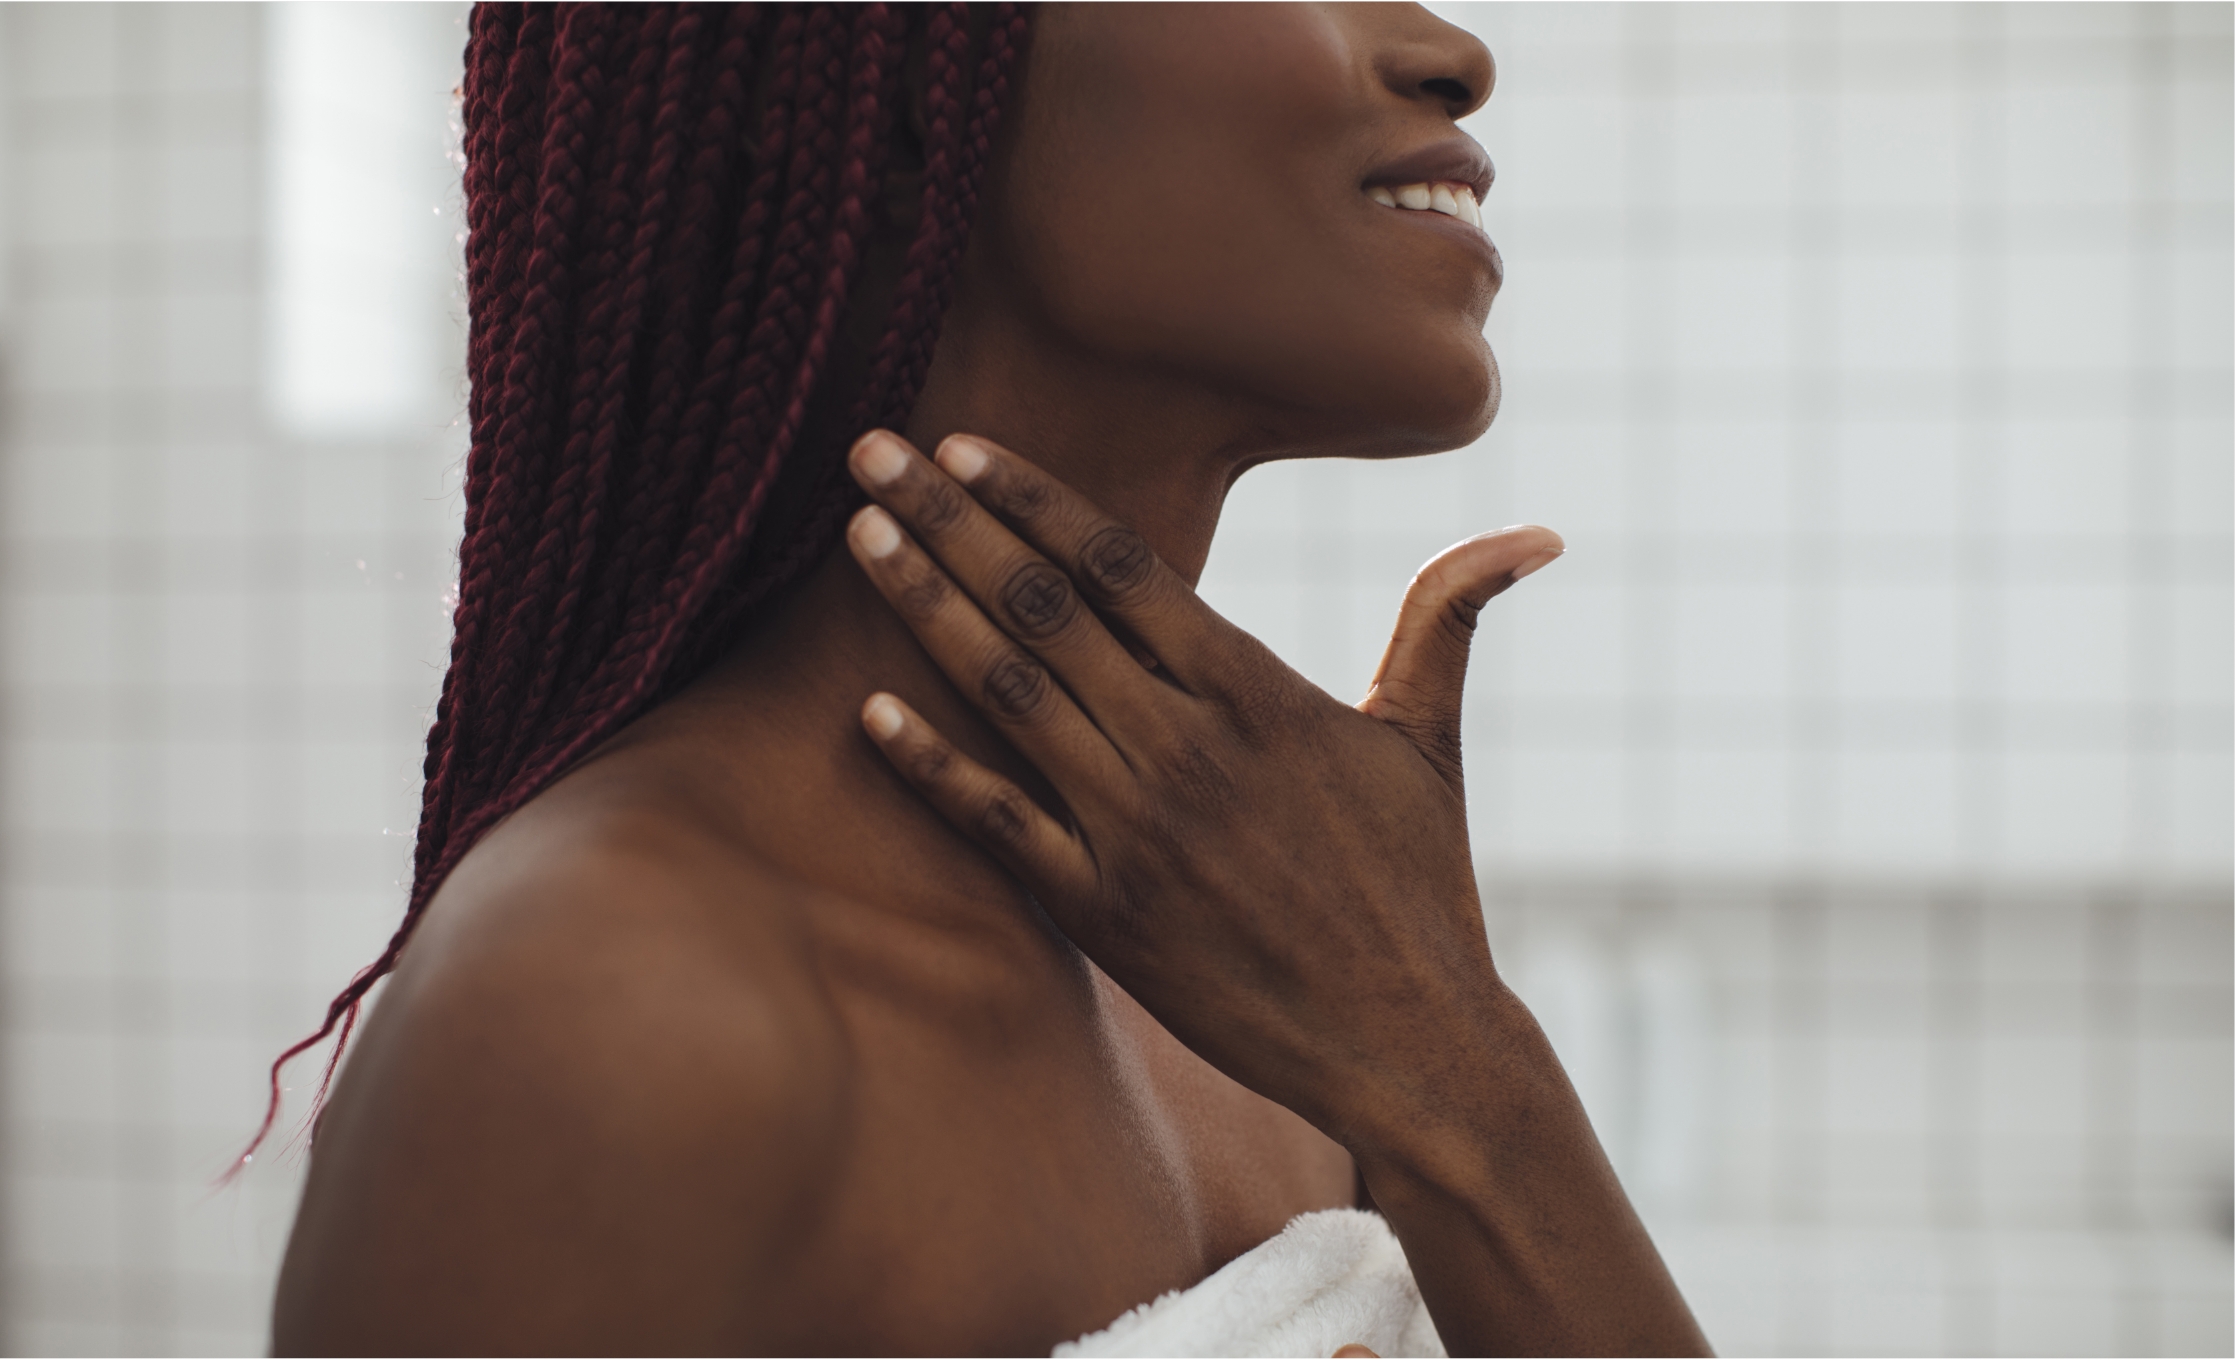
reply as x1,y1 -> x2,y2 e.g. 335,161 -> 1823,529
1363,136 -> 1494,202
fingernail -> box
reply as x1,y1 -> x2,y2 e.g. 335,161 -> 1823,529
851,505 -> 901,558
936,436 -> 989,483
1511,547 -> 1564,580
853,431 -> 911,487
863,693 -> 905,739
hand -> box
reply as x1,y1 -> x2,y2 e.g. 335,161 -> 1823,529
839,429 -> 1562,1145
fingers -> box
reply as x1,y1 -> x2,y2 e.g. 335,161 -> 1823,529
860,693 -> 1095,895
850,432 -> 1175,726
846,503 -> 1131,798
908,431 -> 1232,693
1358,524 -> 1564,790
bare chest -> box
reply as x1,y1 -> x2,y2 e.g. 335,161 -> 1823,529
764,929 -> 1355,1354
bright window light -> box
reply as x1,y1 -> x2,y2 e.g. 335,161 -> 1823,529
265,3 -> 464,440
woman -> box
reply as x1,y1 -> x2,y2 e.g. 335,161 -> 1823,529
270,4 -> 1709,1354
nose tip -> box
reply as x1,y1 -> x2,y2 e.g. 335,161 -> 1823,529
1383,10 -> 1495,120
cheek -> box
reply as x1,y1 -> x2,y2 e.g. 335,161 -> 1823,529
1022,193 -> 1498,446
993,10 -> 1495,446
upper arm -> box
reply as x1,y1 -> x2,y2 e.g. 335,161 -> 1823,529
271,829 -> 851,1355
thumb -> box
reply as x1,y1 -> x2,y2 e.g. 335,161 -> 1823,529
1359,524 -> 1564,788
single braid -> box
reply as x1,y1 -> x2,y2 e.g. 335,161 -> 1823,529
239,2 -> 1036,1171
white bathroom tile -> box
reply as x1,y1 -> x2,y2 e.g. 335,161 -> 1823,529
1836,88 -> 1964,209
1979,894 -> 2091,987
157,139 -> 257,245
1668,92 -> 1796,210
5,594 -> 118,688
2,887 -> 116,981
14,4 -> 121,100
1832,421 -> 1962,539
1670,257 -> 1792,371
1824,1034 -> 1933,1137
1497,92 -> 1631,211
147,4 -> 258,97
2171,76 -> 2235,205
2001,247 -> 2133,372
2134,1037 -> 2236,1140
2168,243 -> 2234,371
1511,255 -> 1629,372
1504,582 -> 1629,701
1670,585 -> 1789,702
1993,1286 -> 2123,1358
2000,418 -> 2131,537
9,1030 -> 122,1132
1832,749 -> 1959,873
1667,422 -> 1791,537
1836,253 -> 1961,374
1977,1036 -> 2090,1138
1501,748 -> 1626,864
1999,582 -> 2128,705
1834,585 -> 1959,704
1667,750 -> 1790,870
160,293 -> 257,392
7,736 -> 117,838
17,293 -> 121,393
9,1318 -> 130,1356
157,593 -> 254,690
1997,749 -> 2129,873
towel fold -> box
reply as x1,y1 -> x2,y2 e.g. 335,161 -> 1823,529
1055,1209 -> 1446,1358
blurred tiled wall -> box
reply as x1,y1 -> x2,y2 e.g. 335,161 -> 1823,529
1204,4 -> 2233,1356
1481,881 -> 2231,1356
1218,1 -> 2233,887
0,3 -> 2223,1357
0,5 -> 465,1353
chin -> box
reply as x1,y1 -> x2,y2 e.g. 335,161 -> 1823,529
1350,337 -> 1500,459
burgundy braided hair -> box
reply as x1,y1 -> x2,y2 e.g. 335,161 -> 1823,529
240,0 -> 1032,1168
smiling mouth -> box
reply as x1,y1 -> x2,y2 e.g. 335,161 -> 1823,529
1366,180 -> 1482,228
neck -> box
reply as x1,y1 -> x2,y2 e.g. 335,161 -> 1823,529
668,294 -> 1291,903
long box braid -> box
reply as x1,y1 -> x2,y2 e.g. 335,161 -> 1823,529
240,1 -> 1031,1170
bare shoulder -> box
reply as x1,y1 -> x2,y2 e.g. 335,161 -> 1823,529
274,762 -> 853,1355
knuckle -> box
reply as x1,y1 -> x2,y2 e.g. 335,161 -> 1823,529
893,562 -> 951,620
977,790 -> 1032,847
1079,526 -> 1154,601
998,560 -> 1077,640
908,741 -> 953,785
912,477 -> 968,534
994,472 -> 1054,521
1098,876 -> 1155,948
1210,657 -> 1295,742
1159,734 -> 1237,806
981,651 -> 1052,722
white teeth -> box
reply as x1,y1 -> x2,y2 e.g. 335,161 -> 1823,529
1369,180 -> 1483,227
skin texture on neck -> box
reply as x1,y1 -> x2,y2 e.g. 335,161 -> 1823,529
666,346 -> 1250,923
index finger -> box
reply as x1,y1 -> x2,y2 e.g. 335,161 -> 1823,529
932,434 -> 1233,694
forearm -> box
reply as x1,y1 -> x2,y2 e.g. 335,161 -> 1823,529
1347,988 -> 1711,1358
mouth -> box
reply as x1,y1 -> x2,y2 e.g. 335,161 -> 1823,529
1365,180 -> 1481,228
1362,135 -> 1494,230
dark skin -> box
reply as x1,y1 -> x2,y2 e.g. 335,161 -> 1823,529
274,5 -> 1711,1356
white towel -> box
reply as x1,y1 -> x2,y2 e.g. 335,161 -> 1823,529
1055,1209 -> 1447,1359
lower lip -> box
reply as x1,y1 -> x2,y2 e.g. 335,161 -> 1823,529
1380,206 -> 1502,281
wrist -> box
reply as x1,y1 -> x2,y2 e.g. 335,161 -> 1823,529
1336,981 -> 1589,1203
